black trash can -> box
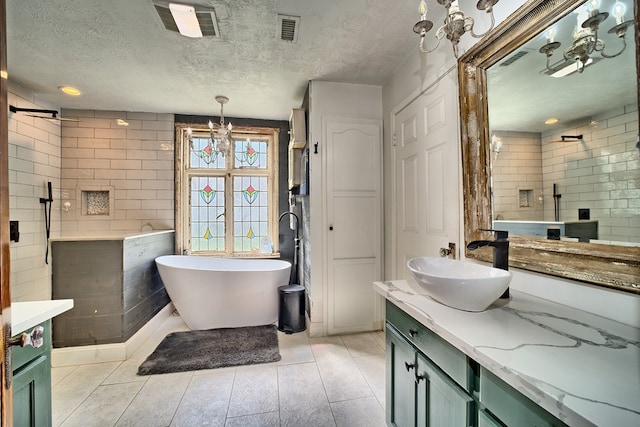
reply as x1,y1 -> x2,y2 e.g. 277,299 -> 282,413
278,284 -> 306,334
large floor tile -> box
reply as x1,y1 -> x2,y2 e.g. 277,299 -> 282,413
278,362 -> 335,426
51,313 -> 387,426
171,371 -> 235,427
371,330 -> 386,349
115,372 -> 192,426
52,362 -> 121,426
311,337 -> 374,402
353,353 -> 386,409
102,357 -> 149,385
340,333 -> 385,358
330,396 -> 386,427
51,366 -> 78,388
225,411 -> 280,427
60,382 -> 143,427
226,363 -> 279,418
277,330 -> 315,365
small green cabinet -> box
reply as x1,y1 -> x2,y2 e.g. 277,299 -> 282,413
386,325 -> 473,426
387,327 -> 418,426
12,320 -> 52,427
385,301 -> 568,427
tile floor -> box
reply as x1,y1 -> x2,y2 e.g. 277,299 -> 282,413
51,312 -> 387,427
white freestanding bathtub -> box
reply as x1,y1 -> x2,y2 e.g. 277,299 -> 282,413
155,255 -> 291,330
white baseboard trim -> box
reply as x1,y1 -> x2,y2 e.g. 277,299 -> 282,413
307,320 -> 325,337
51,303 -> 175,367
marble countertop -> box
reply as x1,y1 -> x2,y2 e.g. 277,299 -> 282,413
373,280 -> 640,427
11,299 -> 74,335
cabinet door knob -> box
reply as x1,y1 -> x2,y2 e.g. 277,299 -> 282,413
404,361 -> 415,372
409,328 -> 418,337
8,325 -> 44,349
415,373 -> 425,384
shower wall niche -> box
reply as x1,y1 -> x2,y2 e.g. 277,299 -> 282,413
78,185 -> 114,217
51,230 -> 174,347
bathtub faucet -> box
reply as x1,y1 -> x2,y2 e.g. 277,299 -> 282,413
279,211 -> 300,285
278,211 -> 300,243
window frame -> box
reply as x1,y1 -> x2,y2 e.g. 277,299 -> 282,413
175,124 -> 279,257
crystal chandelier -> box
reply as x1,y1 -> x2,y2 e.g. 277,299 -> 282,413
188,95 -> 235,158
413,0 -> 500,58
539,0 -> 633,76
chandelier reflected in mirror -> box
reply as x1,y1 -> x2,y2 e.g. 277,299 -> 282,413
539,0 -> 634,76
413,0 -> 500,58
187,95 -> 235,161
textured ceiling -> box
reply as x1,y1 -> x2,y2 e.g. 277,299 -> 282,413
6,0 -> 422,120
7,1 -> 635,127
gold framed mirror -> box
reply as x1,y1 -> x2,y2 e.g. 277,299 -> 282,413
459,0 -> 639,293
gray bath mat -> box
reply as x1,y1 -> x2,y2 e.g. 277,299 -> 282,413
137,324 -> 281,375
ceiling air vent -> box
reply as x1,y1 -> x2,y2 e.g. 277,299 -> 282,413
499,50 -> 529,66
195,10 -> 218,37
154,2 -> 220,38
277,14 -> 300,43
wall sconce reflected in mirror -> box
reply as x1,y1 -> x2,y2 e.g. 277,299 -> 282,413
63,202 -> 71,212
539,0 -> 634,76
490,134 -> 502,160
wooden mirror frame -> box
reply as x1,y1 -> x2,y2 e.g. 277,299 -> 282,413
458,0 -> 640,293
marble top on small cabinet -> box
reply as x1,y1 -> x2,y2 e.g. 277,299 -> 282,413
12,299 -> 74,335
373,280 -> 640,427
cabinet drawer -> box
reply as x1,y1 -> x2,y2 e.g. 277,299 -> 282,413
480,367 -> 568,427
12,321 -> 51,372
386,301 -> 470,391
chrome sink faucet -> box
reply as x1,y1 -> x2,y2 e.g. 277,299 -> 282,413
467,229 -> 509,298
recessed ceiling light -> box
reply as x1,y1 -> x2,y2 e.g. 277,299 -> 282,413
58,86 -> 82,96
545,118 -> 559,125
116,119 -> 129,127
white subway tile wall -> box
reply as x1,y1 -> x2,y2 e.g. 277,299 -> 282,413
7,86 -> 177,302
491,131 -> 544,221
493,103 -> 638,243
541,103 -> 639,243
8,83 -> 62,301
60,109 -> 175,236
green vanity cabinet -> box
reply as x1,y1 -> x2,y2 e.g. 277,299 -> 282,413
386,323 -> 473,426
387,326 -> 418,426
386,309 -> 474,427
385,301 -> 568,427
12,320 -> 52,427
479,368 -> 567,427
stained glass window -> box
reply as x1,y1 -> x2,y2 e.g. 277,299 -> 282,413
190,135 -> 225,169
181,127 -> 278,255
233,176 -> 268,252
234,138 -> 269,169
190,177 -> 225,251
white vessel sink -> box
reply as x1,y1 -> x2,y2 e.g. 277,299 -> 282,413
406,257 -> 512,312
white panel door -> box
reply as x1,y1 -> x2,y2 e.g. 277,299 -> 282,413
394,73 -> 460,279
325,118 -> 383,335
